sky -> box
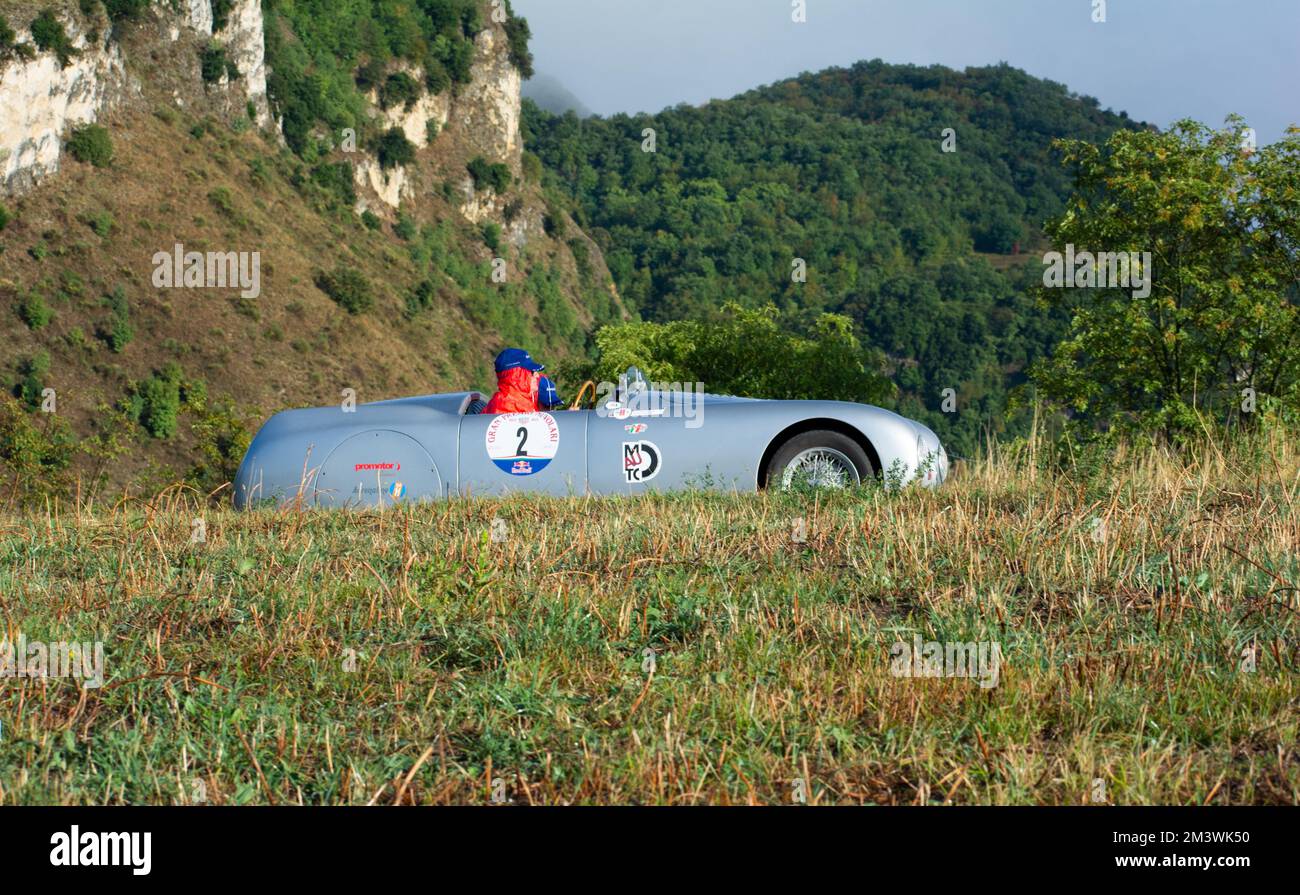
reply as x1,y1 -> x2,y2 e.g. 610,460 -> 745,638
512,0 -> 1299,144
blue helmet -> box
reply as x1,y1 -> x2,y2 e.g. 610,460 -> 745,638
537,376 -> 563,409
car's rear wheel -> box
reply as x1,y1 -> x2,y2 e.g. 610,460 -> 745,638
765,430 -> 873,491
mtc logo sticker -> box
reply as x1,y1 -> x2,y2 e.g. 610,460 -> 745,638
623,440 -> 661,483
486,412 -> 559,475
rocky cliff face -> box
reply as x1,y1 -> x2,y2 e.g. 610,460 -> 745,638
0,16 -> 128,195
352,18 -> 525,228
0,0 -> 271,197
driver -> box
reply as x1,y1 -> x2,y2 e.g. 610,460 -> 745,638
482,348 -> 564,414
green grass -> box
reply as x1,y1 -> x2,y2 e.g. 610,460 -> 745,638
0,433 -> 1296,804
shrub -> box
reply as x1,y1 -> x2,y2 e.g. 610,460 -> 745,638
211,0 -> 234,32
84,209 -> 113,237
394,214 -> 417,241
354,58 -> 385,93
98,285 -> 133,353
423,59 -> 450,95
503,4 -> 534,79
66,124 -> 114,167
138,373 -> 181,439
0,15 -> 16,56
404,280 -> 435,319
102,0 -> 149,22
481,222 -> 501,252
31,9 -> 77,67
308,161 -> 356,209
316,267 -> 374,314
17,291 -> 52,329
543,210 -> 566,239
568,238 -> 592,282
360,210 -> 381,230
521,151 -> 543,183
379,72 -> 421,111
0,393 -> 74,505
375,127 -> 415,170
208,186 -> 237,217
0,203 -> 10,232
188,398 -> 253,494
425,119 -> 440,144
200,43 -> 238,83
467,156 -> 512,193
15,351 -> 51,409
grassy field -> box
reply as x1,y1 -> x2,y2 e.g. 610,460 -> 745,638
1,431 -> 1297,805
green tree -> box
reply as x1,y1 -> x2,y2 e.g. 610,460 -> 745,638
1030,118 -> 1300,439
586,304 -> 894,405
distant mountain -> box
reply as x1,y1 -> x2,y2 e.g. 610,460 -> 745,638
523,72 -> 592,117
524,60 -> 1148,454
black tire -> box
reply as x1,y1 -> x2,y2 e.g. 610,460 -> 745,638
764,429 -> 874,490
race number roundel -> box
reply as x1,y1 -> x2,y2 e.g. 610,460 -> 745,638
485,412 -> 560,476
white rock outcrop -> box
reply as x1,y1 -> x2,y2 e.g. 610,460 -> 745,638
186,0 -> 214,35
0,1 -> 275,196
0,20 -> 128,196
218,0 -> 271,127
455,27 -> 522,168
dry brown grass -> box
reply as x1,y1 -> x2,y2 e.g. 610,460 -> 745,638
0,429 -> 1296,804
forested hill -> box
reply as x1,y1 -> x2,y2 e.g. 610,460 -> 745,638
524,60 -> 1148,453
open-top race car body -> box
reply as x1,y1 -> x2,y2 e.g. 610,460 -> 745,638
232,376 -> 948,509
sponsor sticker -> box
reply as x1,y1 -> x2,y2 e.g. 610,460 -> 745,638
624,423 -> 648,434
387,481 -> 406,500
623,440 -> 661,483
609,406 -> 667,421
486,412 -> 559,476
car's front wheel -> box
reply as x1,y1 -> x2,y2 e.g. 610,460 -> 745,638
765,430 -> 873,491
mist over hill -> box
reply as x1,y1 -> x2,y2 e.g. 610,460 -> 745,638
522,72 -> 591,117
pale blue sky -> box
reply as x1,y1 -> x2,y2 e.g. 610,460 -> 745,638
513,0 -> 1298,143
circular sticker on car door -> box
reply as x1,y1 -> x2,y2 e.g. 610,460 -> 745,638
485,412 -> 560,476
622,440 -> 661,483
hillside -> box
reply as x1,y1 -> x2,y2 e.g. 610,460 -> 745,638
525,61 -> 1149,456
0,0 -> 622,495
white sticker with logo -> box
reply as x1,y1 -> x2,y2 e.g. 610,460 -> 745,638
622,440 -> 661,483
486,412 -> 559,476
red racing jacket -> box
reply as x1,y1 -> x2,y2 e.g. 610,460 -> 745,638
483,367 -> 541,414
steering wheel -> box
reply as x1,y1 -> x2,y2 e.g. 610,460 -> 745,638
569,380 -> 597,411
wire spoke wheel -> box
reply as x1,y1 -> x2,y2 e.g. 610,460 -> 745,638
780,447 -> 861,491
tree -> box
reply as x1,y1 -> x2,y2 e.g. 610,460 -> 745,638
375,127 -> 415,170
585,304 -> 895,405
1031,118 -> 1300,439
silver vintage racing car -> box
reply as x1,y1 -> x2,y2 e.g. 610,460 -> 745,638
231,371 -> 947,508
